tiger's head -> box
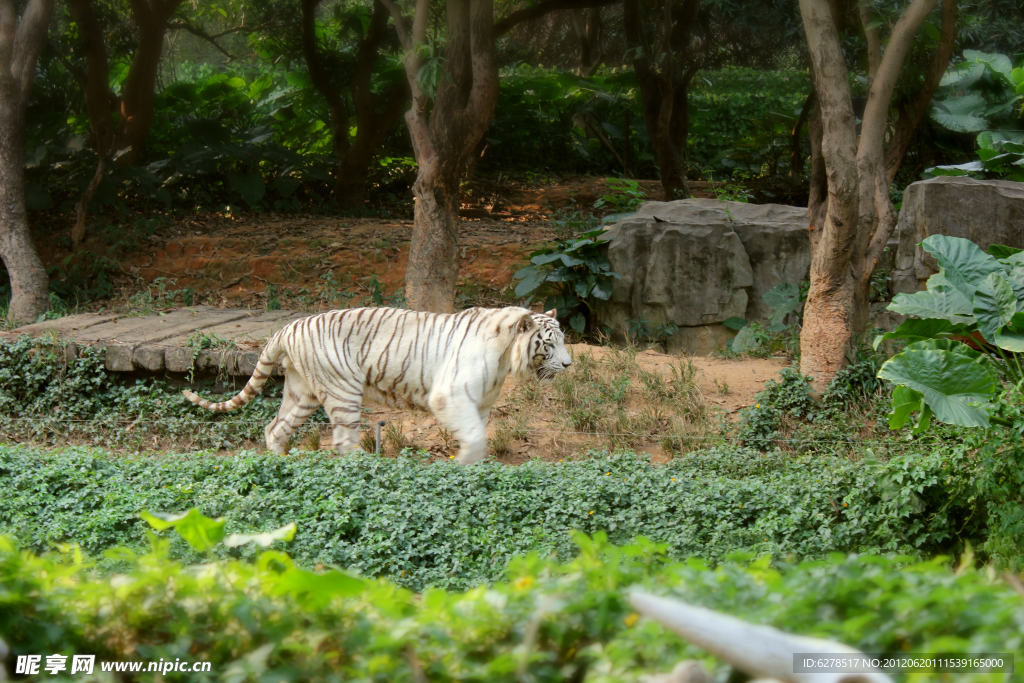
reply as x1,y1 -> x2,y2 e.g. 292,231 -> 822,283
513,309 -> 572,383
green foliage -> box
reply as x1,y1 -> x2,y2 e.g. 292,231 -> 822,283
735,352 -> 890,451
125,276 -> 194,315
735,368 -> 816,445
24,64 -> 346,216
0,444 -> 977,591
477,66 -> 811,180
726,282 -> 803,356
959,423 -> 1024,569
689,68 -> 812,177
482,67 -> 638,175
626,318 -> 679,344
926,50 -> 1024,181
514,230 -> 620,334
874,235 -> 1024,568
713,181 -> 754,202
0,336 -> 325,450
593,178 -> 648,217
876,235 -> 1024,431
3,525 -> 1020,683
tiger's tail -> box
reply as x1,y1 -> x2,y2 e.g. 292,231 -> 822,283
182,333 -> 285,412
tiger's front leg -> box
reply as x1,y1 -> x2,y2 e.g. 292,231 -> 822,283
430,392 -> 488,465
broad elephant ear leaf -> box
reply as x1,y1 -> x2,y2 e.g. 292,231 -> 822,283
921,234 -> 1003,300
878,344 -> 999,429
998,252 -> 1024,306
993,311 -> 1024,352
973,272 -> 1017,343
988,244 -> 1024,259
888,276 -> 975,325
514,268 -> 546,297
872,317 -> 968,350
887,385 -> 933,434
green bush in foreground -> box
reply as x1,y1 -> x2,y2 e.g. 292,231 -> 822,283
0,445 -> 978,590
1,520 -> 1020,683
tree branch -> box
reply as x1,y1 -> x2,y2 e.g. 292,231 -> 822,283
166,19 -> 234,60
884,0 -> 957,183
858,1 -> 881,79
858,0 -> 938,161
378,0 -> 410,49
494,0 -> 619,38
11,0 -> 55,103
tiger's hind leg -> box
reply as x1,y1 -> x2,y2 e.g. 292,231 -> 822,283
265,369 -> 320,454
321,390 -> 364,456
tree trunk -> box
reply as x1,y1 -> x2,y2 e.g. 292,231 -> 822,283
383,0 -> 614,310
384,0 -> 497,312
406,161 -> 462,311
0,0 -> 55,325
303,0 -> 409,209
798,0 -> 940,391
116,0 -> 183,166
623,0 -> 701,201
0,101 -> 49,324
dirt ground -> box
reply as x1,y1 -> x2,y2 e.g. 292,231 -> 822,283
41,176 -> 719,311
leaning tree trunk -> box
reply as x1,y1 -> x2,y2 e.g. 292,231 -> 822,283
798,0 -> 943,391
68,0 -> 115,249
0,0 -> 56,325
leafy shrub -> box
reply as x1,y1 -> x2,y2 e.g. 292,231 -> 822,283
876,235 -> 1024,431
593,178 -> 648,216
873,234 -> 1024,568
735,368 -> 816,445
2,518 -> 1020,683
725,282 -> 804,357
0,445 -> 976,591
688,67 -> 812,177
477,66 -> 811,179
926,50 -> 1024,181
514,229 -> 620,333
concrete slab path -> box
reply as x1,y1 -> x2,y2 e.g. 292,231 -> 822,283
2,307 -> 310,376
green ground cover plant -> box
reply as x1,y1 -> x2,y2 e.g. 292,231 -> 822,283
0,335 -> 326,451
0,444 -> 977,592
2,515 -> 1020,683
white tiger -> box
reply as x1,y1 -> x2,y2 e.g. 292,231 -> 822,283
183,306 -> 571,464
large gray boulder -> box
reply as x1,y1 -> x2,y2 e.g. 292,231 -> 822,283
892,176 -> 1024,294
603,199 -> 809,354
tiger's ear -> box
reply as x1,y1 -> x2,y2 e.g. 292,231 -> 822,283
517,313 -> 536,334
543,309 -> 557,318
